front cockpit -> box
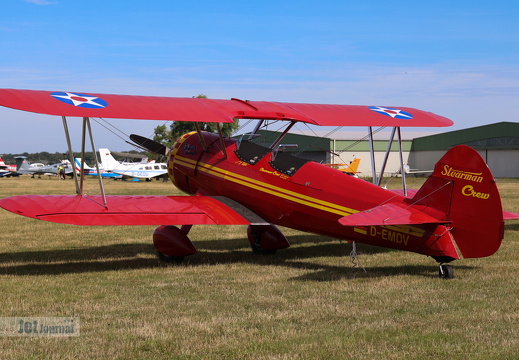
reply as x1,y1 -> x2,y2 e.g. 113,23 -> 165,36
234,139 -> 310,176
167,127 -> 321,194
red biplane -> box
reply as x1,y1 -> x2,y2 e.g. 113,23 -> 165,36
0,88 -> 516,278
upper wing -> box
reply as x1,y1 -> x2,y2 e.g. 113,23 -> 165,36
0,88 -> 453,127
0,195 -> 267,226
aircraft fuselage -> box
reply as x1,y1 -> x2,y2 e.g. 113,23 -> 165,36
168,131 -> 459,260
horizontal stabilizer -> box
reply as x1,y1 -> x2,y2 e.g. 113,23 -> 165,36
503,211 -> 519,220
0,195 -> 255,226
338,203 -> 447,227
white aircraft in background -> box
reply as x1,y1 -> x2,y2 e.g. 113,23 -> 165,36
15,156 -> 73,178
98,148 -> 168,180
73,158 -> 122,179
0,156 -> 17,177
392,163 -> 433,177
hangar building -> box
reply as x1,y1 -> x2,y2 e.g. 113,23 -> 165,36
240,129 -> 413,177
409,122 -> 519,178
239,122 -> 519,178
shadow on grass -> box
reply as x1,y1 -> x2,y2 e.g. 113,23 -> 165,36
504,222 -> 519,231
0,234 -> 469,279
288,263 -> 475,281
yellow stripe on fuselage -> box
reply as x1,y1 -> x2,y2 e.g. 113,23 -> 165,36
172,154 -> 427,238
354,227 -> 367,235
173,155 -> 357,217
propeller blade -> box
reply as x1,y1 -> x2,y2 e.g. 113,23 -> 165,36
130,134 -> 170,156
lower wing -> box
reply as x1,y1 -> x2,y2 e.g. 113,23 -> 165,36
0,195 -> 266,226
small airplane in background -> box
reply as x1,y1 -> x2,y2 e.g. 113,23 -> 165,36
14,156 -> 73,178
98,148 -> 168,180
324,158 -> 361,176
392,163 -> 433,177
0,156 -> 17,177
74,149 -> 167,180
0,88 -> 518,280
73,158 -> 122,179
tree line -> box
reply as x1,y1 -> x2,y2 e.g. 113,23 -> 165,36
151,94 -> 239,155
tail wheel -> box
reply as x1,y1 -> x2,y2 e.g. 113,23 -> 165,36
439,264 -> 455,279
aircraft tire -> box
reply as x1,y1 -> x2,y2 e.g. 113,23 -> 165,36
250,242 -> 277,255
439,264 -> 454,279
247,226 -> 277,255
157,252 -> 185,264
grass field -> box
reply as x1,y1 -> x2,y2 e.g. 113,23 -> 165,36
1,176 -> 518,359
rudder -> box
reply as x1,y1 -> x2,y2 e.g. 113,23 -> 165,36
14,156 -> 30,172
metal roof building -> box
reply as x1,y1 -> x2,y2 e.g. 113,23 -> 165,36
237,122 -> 519,178
409,122 -> 519,178
237,129 -> 413,177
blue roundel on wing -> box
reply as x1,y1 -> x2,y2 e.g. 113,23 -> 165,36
368,106 -> 413,119
50,92 -> 108,109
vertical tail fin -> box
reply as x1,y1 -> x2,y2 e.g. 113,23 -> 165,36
74,158 -> 93,170
98,148 -> 119,170
346,158 -> 361,174
14,156 -> 30,172
412,145 -> 504,258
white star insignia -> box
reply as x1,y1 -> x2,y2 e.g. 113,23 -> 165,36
52,92 -> 105,107
370,106 -> 413,119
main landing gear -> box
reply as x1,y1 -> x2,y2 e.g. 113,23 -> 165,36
247,224 -> 290,255
153,225 -> 195,263
153,224 -> 291,263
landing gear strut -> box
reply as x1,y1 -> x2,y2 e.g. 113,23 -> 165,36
432,256 -> 455,279
439,264 -> 455,279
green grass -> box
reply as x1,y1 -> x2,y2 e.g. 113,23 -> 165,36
0,176 -> 518,359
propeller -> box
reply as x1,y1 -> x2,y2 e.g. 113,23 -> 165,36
130,134 -> 170,156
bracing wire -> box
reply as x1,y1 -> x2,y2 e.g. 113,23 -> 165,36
231,119 -> 254,136
337,126 -> 386,153
80,117 -> 166,194
290,124 -> 386,167
292,124 -> 343,157
92,118 -> 130,142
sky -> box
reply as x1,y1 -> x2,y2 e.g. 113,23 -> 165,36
1,0 -> 518,154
